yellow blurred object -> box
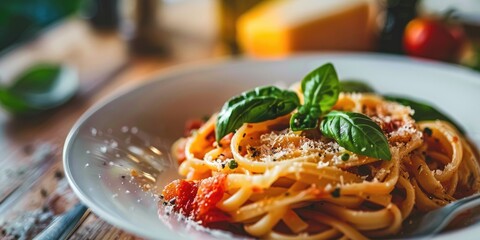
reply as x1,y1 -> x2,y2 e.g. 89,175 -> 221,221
237,0 -> 379,57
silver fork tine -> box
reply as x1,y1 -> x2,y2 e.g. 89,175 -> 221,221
34,203 -> 90,240
404,193 -> 480,238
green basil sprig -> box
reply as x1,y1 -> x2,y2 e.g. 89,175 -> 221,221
321,111 -> 392,160
215,86 -> 300,141
340,80 -> 375,93
0,64 -> 78,115
384,95 -> 465,134
214,63 -> 392,160
290,63 -> 339,131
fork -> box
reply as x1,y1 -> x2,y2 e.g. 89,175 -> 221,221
402,193 -> 480,238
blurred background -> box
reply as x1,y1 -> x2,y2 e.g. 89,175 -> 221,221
0,0 -> 480,239
1,0 -> 480,118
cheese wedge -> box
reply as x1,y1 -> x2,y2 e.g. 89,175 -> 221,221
237,0 -> 378,57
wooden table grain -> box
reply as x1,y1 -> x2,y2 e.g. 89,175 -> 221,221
0,12 -> 220,239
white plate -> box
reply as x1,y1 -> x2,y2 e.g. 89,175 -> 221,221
64,53 -> 480,240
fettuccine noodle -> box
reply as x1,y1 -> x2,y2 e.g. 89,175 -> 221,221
164,92 -> 480,239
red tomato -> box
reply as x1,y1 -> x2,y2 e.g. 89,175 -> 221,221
162,180 -> 199,215
403,18 -> 465,61
162,180 -> 180,202
194,174 -> 227,216
184,119 -> 204,137
199,208 -> 230,224
161,174 -> 229,225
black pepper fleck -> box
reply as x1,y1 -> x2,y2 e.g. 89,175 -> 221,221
423,127 -> 433,137
331,188 -> 341,198
54,170 -> 63,180
40,188 -> 48,198
23,144 -> 34,155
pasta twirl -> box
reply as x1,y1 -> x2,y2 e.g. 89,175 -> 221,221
161,92 -> 480,240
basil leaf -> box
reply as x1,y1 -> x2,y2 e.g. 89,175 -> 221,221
340,80 -> 375,93
220,86 -> 294,109
321,111 -> 392,160
301,63 -> 339,111
384,95 -> 464,134
0,64 -> 79,115
290,104 -> 320,131
290,63 -> 340,131
216,86 -> 300,141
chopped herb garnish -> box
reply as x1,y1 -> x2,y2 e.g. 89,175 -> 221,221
228,160 -> 238,169
341,153 -> 350,161
331,188 -> 341,198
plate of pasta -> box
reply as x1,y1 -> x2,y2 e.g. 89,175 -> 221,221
64,53 -> 480,240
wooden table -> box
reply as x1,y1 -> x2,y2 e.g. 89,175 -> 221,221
0,11 -> 222,239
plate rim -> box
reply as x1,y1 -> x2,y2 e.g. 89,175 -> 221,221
63,52 -> 480,239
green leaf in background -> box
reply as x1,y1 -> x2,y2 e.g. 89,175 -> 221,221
0,63 -> 79,115
215,86 -> 300,141
336,79 -> 464,133
384,95 -> 464,134
321,111 -> 392,160
340,80 -> 375,93
290,63 -> 340,131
